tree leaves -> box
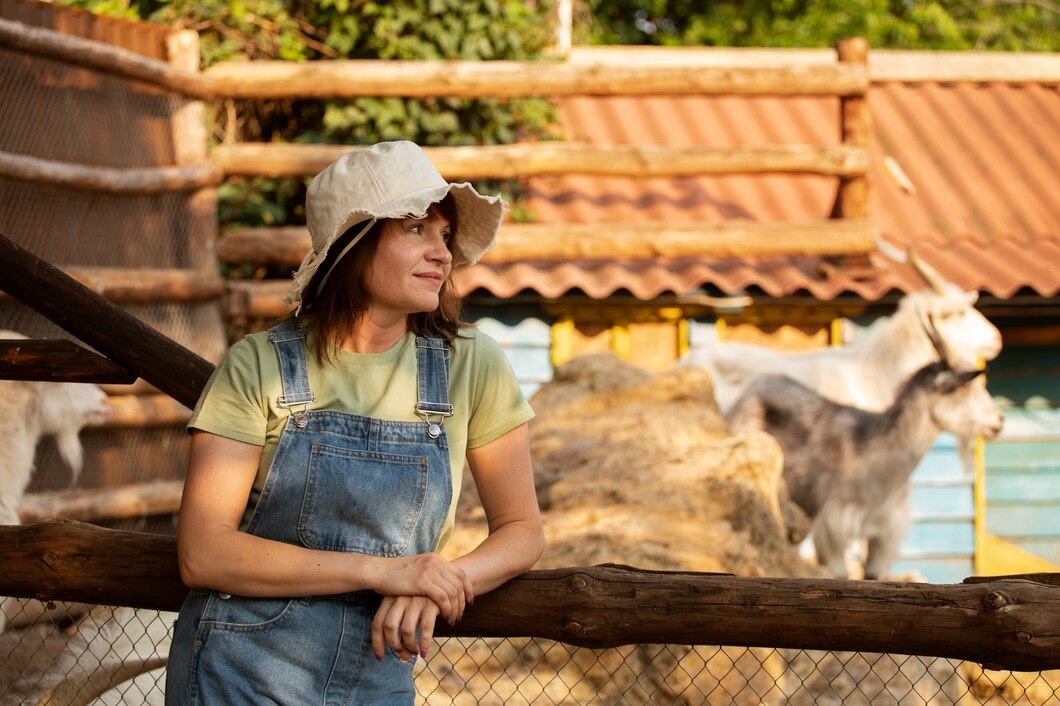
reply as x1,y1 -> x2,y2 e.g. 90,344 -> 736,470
580,0 -> 1059,51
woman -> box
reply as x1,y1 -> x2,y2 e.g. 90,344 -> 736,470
166,141 -> 544,705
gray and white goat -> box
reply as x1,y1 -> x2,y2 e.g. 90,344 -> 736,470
726,353 -> 1003,579
679,251 -> 1002,474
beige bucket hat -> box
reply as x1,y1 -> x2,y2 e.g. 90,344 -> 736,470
286,141 -> 507,310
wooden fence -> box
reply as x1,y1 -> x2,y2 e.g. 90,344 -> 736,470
2,520 -> 1059,672
2,227 -> 1059,674
0,11 -> 888,525
1,15 -> 878,326
2,9 -> 1059,678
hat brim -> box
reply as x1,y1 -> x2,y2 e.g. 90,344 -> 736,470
287,181 -> 506,307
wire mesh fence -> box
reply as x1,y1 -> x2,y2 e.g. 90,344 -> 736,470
0,26 -> 227,531
1,600 -> 1057,706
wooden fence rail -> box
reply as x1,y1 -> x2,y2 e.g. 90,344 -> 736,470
1,520 -> 1058,672
0,150 -> 223,195
0,18 -> 868,100
0,232 -> 212,409
203,60 -> 868,99
219,219 -> 877,267
211,142 -> 871,179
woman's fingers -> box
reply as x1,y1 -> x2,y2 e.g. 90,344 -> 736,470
370,595 -> 442,662
370,595 -> 397,660
415,599 -> 440,658
428,572 -> 464,624
393,553 -> 469,624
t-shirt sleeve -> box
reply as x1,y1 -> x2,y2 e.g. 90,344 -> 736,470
187,336 -> 269,446
464,330 -> 535,449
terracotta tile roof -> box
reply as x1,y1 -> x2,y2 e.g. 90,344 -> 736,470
457,54 -> 1059,302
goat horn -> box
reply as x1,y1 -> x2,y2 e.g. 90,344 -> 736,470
917,307 -> 947,361
908,248 -> 947,294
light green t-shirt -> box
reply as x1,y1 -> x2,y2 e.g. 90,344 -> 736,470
188,326 -> 534,550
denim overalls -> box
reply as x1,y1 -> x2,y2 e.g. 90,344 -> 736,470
166,320 -> 454,705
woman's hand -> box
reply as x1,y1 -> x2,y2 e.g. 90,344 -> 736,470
373,553 -> 473,626
371,595 -> 442,662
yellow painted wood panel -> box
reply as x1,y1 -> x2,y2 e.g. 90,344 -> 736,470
978,533 -> 1060,575
719,321 -> 829,350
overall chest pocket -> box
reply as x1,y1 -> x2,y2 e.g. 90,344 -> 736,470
299,443 -> 429,556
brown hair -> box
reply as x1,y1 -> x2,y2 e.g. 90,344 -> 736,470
294,194 -> 466,365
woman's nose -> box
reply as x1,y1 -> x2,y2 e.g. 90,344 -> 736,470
428,231 -> 453,263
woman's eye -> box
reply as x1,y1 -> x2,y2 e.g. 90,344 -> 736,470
408,223 -> 424,235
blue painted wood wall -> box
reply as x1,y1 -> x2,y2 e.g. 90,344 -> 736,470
890,434 -> 975,583
471,315 -> 553,398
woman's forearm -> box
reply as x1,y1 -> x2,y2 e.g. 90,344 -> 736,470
178,524 -> 386,597
459,423 -> 545,595
452,519 -> 544,595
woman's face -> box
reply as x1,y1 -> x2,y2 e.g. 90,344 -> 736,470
363,210 -> 453,322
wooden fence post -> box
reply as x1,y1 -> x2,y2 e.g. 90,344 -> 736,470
833,37 -> 872,220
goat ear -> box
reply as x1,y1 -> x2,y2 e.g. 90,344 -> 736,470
937,368 -> 983,392
933,370 -> 961,393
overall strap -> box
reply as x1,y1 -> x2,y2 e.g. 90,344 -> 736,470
268,319 -> 316,426
414,336 -> 453,439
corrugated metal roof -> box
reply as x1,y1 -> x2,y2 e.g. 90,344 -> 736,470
457,58 -> 1059,302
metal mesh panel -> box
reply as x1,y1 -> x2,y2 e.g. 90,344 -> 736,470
1,615 -> 1057,706
0,179 -> 207,269
0,34 -> 224,502
412,639 -> 1057,706
0,46 -> 184,167
0,604 -> 172,706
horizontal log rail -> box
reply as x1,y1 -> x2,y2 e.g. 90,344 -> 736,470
1,520 -> 1058,672
0,266 -> 224,304
19,482 -> 183,524
222,218 -> 875,319
0,233 -> 214,410
219,219 -> 877,267
204,60 -> 869,99
567,46 -> 1060,84
1,17 -> 867,101
224,280 -> 295,320
101,392 -> 192,428
0,150 -> 223,194
0,338 -> 136,384
0,17 -> 210,99
211,142 -> 870,179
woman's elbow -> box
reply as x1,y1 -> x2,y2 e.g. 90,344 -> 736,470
176,541 -> 215,589
520,521 -> 546,573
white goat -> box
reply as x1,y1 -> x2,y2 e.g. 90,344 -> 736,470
0,330 -> 110,633
681,252 -> 1002,416
727,359 -> 1003,579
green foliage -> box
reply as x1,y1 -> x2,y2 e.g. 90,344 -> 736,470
56,0 -> 558,230
580,0 -> 1060,51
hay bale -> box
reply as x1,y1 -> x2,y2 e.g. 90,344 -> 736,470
429,354 -> 831,704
